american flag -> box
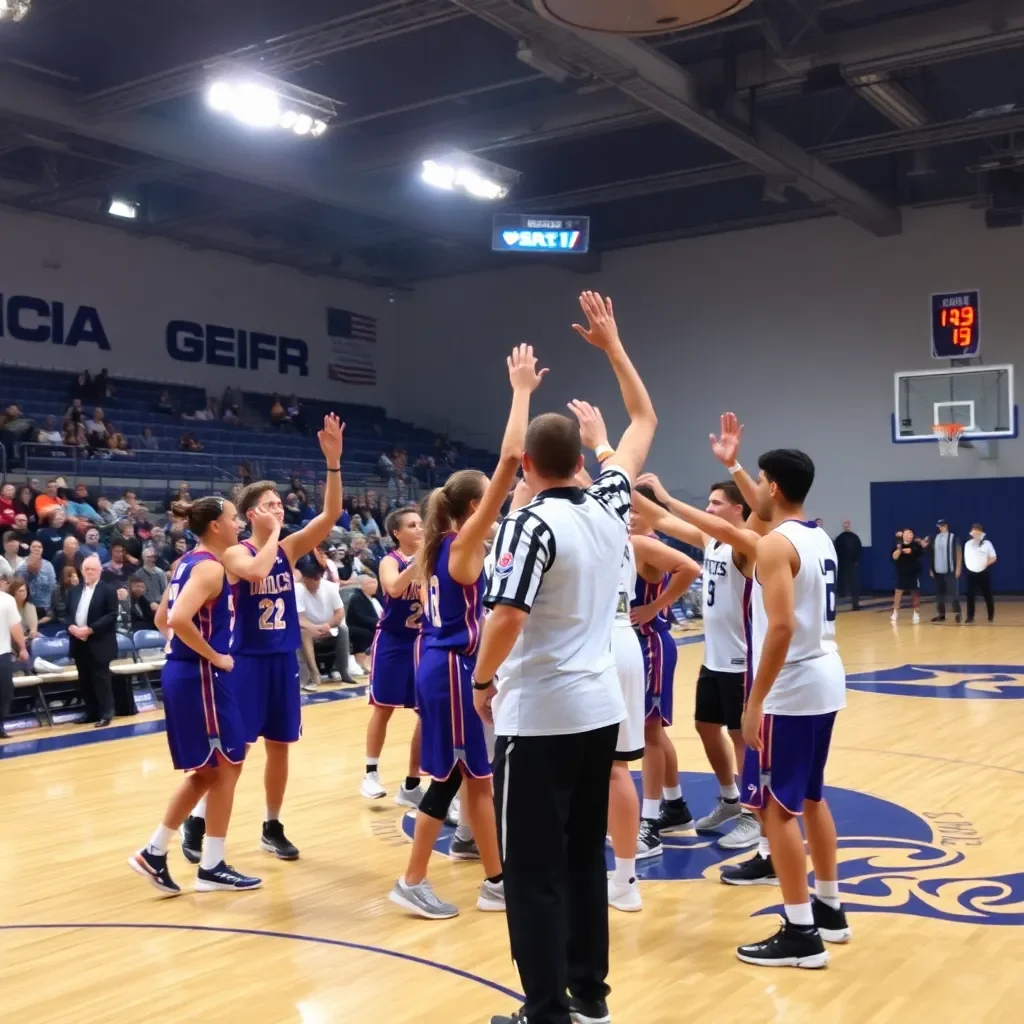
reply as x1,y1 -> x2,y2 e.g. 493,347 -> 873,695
327,308 -> 377,386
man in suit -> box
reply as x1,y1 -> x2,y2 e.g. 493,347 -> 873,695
65,554 -> 118,727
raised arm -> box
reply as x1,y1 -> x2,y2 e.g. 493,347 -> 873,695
709,411 -> 769,535
222,509 -> 283,582
449,344 -> 547,583
635,473 -> 704,547
379,551 -> 420,599
166,561 -> 233,670
281,414 -> 345,563
630,535 -> 701,627
571,291 -> 655,482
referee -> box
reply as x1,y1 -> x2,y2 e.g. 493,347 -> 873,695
473,292 -> 657,1024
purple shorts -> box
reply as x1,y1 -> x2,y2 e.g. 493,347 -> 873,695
162,658 -> 247,772
640,630 -> 677,726
231,651 -> 302,745
741,711 -> 837,816
416,645 -> 491,782
369,631 -> 417,709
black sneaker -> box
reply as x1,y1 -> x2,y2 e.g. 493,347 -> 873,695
736,919 -> 828,968
955,612 -> 962,623
931,615 -> 945,622
812,897 -> 852,942
569,995 -> 611,1024
636,818 -> 663,859
656,798 -> 695,833
196,861 -> 262,892
720,852 -> 779,886
261,819 -> 299,860
128,848 -> 182,896
180,815 -> 205,865
449,834 -> 480,860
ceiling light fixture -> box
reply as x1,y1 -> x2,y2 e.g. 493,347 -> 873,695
204,77 -> 333,139
107,198 -> 139,220
420,152 -> 519,202
0,0 -> 32,22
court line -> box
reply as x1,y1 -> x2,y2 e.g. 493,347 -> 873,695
832,745 -> 1024,776
0,922 -> 524,1000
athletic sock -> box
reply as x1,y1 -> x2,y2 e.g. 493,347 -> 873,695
662,785 -> 682,802
642,798 -> 661,820
201,836 -> 226,871
486,873 -> 503,885
193,795 -> 207,820
613,857 -> 636,884
365,757 -> 379,775
784,902 -> 814,927
454,824 -> 473,842
758,836 -> 771,860
147,824 -> 175,856
265,807 -> 281,824
404,776 -> 420,791
721,782 -> 740,801
815,879 -> 841,909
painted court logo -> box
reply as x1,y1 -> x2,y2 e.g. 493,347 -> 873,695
845,663 -> 1024,699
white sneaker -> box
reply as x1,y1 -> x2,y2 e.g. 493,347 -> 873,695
395,783 -> 423,809
349,663 -> 367,678
301,679 -> 320,692
329,670 -> 342,681
912,611 -> 921,624
890,611 -> 898,623
360,771 -> 387,800
608,875 -> 642,913
718,812 -> 761,850
477,879 -> 506,912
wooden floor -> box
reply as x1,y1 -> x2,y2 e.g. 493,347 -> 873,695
3,601 -> 1024,1023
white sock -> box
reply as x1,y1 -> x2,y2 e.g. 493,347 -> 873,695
662,785 -> 682,802
815,878 -> 841,909
200,836 -> 226,871
365,758 -> 379,773
147,824 -> 175,856
721,782 -> 740,801
193,795 -> 207,820
642,798 -> 661,820
458,792 -> 470,827
613,856 -> 636,884
758,836 -> 771,859
454,824 -> 473,842
785,902 -> 814,927
265,807 -> 280,824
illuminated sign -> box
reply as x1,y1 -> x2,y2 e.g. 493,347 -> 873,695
492,214 -> 590,254
931,290 -> 980,358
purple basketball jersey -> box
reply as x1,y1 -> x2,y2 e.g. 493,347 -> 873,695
377,551 -> 422,638
423,534 -> 483,655
229,541 -> 300,654
632,571 -> 672,636
166,550 -> 231,662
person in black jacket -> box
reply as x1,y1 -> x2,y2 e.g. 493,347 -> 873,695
833,520 -> 863,611
345,573 -> 381,675
64,555 -> 119,727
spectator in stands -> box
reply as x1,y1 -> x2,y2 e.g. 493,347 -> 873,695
137,425 -> 158,451
131,506 -> 154,542
18,539 -> 57,616
172,536 -> 189,562
37,416 -> 62,445
112,521 -> 142,565
65,554 -> 119,727
71,373 -> 90,402
102,541 -> 131,583
414,453 -> 436,489
53,535 -> 83,578
115,586 -> 133,634
283,493 -> 304,528
318,543 -> 341,585
127,575 -> 157,630
64,397 -> 85,423
165,481 -> 191,513
223,404 -> 241,426
34,479 -> 66,524
286,395 -> 306,434
360,506 -> 381,536
108,431 -> 131,455
66,483 -> 103,531
377,448 -> 397,490
0,483 -> 16,529
62,418 -> 86,449
14,486 -> 37,530
155,390 -> 175,415
136,546 -> 167,609
345,573 -> 382,674
38,508 -> 74,561
85,407 -> 109,449
112,490 -> 138,519
10,579 -> 39,643
178,431 -> 203,453
0,405 -> 34,467
94,495 -> 120,534
349,513 -> 363,535
0,572 -> 30,736
11,513 -> 33,550
41,565 -> 79,631
93,368 -> 112,401
238,462 -> 253,488
147,528 -> 172,570
295,555 -> 354,689
81,527 -> 109,565
270,394 -> 289,427
366,531 -> 386,562
0,531 -> 25,576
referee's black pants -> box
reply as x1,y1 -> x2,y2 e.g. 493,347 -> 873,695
494,723 -> 618,1024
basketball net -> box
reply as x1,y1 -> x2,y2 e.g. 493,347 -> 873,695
933,423 -> 966,457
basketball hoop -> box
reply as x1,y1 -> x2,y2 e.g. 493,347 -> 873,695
933,423 -> 966,457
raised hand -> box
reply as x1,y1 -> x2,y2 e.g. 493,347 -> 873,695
637,472 -> 669,504
710,411 -> 744,467
318,413 -> 345,466
251,505 -> 282,534
572,291 -> 620,351
508,343 -> 549,393
567,399 -> 608,450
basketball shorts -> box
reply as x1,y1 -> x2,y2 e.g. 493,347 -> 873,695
162,658 -> 247,772
640,629 -> 677,726
741,711 -> 837,816
232,651 -> 302,745
695,665 -> 746,731
415,645 -> 491,781
369,631 -> 417,709
613,622 -> 645,760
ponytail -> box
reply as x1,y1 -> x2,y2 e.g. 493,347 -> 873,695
418,470 -> 486,582
170,496 -> 225,537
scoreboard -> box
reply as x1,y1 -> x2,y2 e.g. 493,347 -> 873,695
931,290 -> 980,358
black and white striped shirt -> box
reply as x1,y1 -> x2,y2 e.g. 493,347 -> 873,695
485,466 -> 632,737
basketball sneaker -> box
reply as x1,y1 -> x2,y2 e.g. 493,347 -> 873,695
694,798 -> 741,833
720,852 -> 778,886
636,818 -> 663,859
128,848 -> 182,896
261,819 -> 299,860
608,874 -> 642,913
195,862 -> 262,892
912,611 -> 921,624
180,815 -> 205,865
569,996 -> 612,1024
449,834 -> 480,860
736,919 -> 828,969
656,798 -> 694,833
394,782 -> 423,809
719,811 -> 761,850
812,897 -> 852,942
490,1010 -> 527,1024
477,879 -> 506,912
389,878 -> 459,919
360,771 -> 387,800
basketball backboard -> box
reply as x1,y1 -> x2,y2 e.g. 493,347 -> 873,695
892,364 -> 1016,443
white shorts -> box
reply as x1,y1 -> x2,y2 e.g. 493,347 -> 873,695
612,621 -> 645,761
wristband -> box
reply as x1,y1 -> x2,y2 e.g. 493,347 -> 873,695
472,679 -> 494,691
727,462 -> 742,475
594,443 -> 614,462
326,467 -> 341,473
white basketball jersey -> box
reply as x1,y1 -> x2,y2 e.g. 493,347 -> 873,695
615,541 -> 636,624
751,520 -> 846,716
701,539 -> 749,673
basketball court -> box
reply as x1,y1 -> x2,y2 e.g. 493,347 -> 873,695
3,603 -> 1023,1024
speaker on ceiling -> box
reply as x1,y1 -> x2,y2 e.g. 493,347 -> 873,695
532,0 -> 754,35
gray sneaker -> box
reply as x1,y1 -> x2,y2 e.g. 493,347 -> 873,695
695,798 -> 742,833
477,879 -> 505,912
449,834 -> 480,860
388,878 -> 459,919
718,811 -> 761,850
